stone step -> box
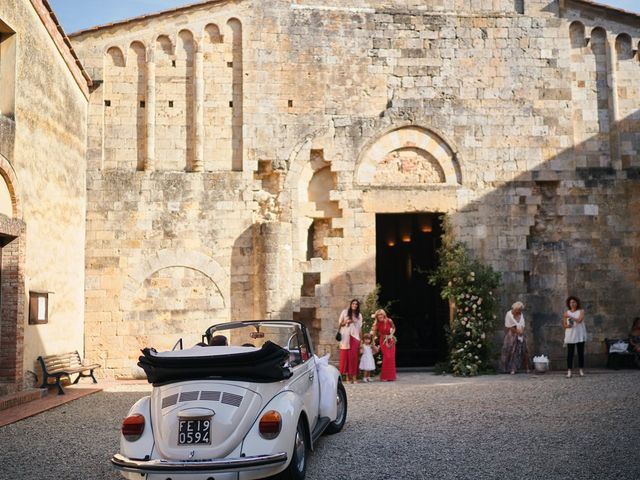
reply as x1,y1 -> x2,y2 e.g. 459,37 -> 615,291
0,388 -> 48,412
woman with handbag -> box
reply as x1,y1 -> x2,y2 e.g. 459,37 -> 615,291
338,299 -> 362,384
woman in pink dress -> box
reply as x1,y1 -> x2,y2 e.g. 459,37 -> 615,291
371,309 -> 396,381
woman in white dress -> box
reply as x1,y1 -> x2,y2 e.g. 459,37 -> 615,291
563,296 -> 587,378
499,301 -> 530,374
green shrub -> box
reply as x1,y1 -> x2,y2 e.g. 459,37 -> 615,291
429,216 -> 501,376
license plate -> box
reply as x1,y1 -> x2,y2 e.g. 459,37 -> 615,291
178,417 -> 211,445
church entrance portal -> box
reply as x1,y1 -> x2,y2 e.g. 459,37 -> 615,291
376,213 -> 448,367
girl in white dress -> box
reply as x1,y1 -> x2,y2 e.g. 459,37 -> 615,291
563,296 -> 587,378
359,333 -> 377,382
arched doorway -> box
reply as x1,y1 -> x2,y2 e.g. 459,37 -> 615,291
0,157 -> 25,394
376,213 -> 447,366
356,125 -> 461,367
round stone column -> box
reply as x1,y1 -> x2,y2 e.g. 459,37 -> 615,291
192,39 -> 204,172
260,222 -> 293,320
144,45 -> 155,171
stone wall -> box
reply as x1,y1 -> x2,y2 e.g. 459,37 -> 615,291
72,0 -> 640,376
0,0 -> 88,393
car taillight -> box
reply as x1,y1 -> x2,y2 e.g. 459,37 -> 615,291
258,410 -> 282,439
122,414 -> 145,441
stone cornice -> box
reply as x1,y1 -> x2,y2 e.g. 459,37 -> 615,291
68,0 -> 230,38
564,0 -> 640,22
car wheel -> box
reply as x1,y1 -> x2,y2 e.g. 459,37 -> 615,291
275,417 -> 307,480
324,380 -> 347,434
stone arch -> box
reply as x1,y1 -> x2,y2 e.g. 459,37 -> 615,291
0,154 -> 21,219
615,33 -> 633,61
205,23 -> 222,43
105,46 -> 125,67
155,34 -> 174,63
569,21 -> 585,49
119,249 -> 229,312
590,27 -> 607,53
282,127 -> 337,256
0,153 -> 25,392
128,41 -> 146,66
308,166 -> 340,218
355,125 -> 460,186
177,29 -> 195,60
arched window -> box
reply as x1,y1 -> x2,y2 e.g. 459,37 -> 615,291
569,22 -> 585,49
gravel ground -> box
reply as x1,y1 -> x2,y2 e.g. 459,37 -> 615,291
0,371 -> 638,480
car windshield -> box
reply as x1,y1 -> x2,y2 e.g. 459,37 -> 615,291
206,322 -> 300,348
205,322 -> 311,365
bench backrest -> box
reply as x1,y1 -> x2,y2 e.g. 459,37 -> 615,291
40,351 -> 83,373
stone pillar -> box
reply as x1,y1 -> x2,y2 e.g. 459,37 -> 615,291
145,45 -> 156,171
260,222 -> 293,319
606,33 -> 621,168
192,39 -> 204,172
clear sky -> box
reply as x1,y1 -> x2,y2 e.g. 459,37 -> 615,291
50,0 -> 639,35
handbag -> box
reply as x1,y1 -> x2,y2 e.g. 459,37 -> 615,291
335,329 -> 342,342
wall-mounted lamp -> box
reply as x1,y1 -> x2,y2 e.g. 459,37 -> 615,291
399,216 -> 412,243
386,228 -> 396,247
419,215 -> 433,233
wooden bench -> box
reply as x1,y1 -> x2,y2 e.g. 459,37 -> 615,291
37,351 -> 101,395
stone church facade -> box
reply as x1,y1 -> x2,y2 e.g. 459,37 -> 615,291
69,0 -> 640,378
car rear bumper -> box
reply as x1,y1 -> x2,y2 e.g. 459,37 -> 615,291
111,452 -> 287,474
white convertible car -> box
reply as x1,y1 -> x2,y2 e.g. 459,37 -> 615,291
112,320 -> 347,480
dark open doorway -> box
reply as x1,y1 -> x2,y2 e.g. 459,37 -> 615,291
376,213 -> 448,367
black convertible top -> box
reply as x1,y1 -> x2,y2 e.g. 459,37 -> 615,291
138,341 -> 293,385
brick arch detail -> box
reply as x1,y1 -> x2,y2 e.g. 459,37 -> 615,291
355,125 -> 461,186
0,154 -> 22,219
0,154 -> 25,394
119,249 -> 229,312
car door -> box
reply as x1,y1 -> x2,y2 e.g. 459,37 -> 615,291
288,327 -> 319,431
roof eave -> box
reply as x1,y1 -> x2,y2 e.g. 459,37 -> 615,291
68,0 -> 229,38
565,0 -> 640,21
32,0 -> 92,99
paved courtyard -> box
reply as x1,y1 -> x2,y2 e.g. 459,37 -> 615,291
0,371 -> 638,480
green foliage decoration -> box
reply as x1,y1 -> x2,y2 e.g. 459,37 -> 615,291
429,216 -> 501,376
359,284 -> 393,336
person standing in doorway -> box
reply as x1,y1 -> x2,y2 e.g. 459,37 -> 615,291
338,299 -> 363,384
371,309 -> 396,381
500,301 -> 530,374
563,296 -> 587,378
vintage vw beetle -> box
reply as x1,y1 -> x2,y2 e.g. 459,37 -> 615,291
112,320 -> 347,480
